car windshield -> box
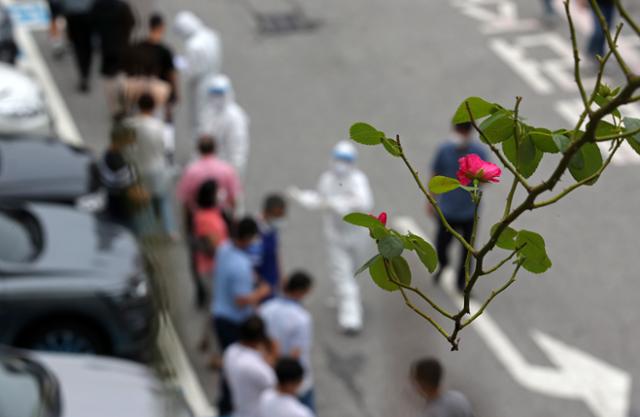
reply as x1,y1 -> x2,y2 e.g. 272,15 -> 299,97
0,210 -> 38,262
0,356 -> 44,417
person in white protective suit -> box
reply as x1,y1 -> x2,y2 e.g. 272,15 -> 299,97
198,74 -> 250,178
173,11 -> 222,134
289,141 -> 373,333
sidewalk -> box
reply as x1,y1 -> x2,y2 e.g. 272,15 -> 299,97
143,237 -> 219,416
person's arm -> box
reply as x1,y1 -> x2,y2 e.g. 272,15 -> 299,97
234,268 -> 271,307
228,110 -> 249,175
287,319 -> 312,359
427,148 -> 444,217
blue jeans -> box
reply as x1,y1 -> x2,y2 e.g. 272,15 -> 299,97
588,1 -> 615,58
299,388 -> 315,412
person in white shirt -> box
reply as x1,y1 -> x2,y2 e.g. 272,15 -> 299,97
257,358 -> 314,417
223,315 -> 277,417
123,92 -> 175,236
259,272 -> 315,411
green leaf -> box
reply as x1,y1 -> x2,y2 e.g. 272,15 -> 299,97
552,134 -> 571,153
516,230 -> 552,274
405,233 -> 438,272
344,212 -> 383,229
428,176 -> 461,194
371,226 -> 388,240
349,122 -> 385,146
382,138 -> 402,157
530,129 -> 559,153
568,142 -> 603,185
623,117 -> 640,155
491,224 -> 518,250
389,256 -> 412,286
594,120 -> 621,138
355,254 -> 380,276
502,134 -> 543,178
452,97 -> 496,124
479,110 -> 514,144
378,235 -> 404,259
369,256 -> 398,291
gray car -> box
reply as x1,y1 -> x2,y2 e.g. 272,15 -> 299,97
0,348 -> 191,417
0,202 -> 155,357
0,135 -> 97,204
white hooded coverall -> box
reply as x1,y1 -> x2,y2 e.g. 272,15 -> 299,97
173,11 -> 222,133
317,142 -> 373,331
198,74 -> 250,177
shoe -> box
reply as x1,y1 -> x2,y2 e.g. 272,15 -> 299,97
341,325 -> 362,336
78,79 -> 89,93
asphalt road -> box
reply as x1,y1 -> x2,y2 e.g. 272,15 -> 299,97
28,0 -> 640,416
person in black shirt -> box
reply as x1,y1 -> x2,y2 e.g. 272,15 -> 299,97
129,13 -> 178,120
91,0 -> 136,78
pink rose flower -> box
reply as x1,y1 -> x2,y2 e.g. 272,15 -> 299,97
456,154 -> 501,186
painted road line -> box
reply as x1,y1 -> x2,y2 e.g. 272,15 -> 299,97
391,216 -> 632,417
1,0 -> 82,145
157,312 -> 217,417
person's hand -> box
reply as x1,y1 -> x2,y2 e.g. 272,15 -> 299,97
254,281 -> 272,303
287,187 -> 324,210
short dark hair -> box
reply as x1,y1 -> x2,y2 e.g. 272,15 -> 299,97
196,180 -> 218,209
284,271 -> 313,293
275,357 -> 304,385
453,122 -> 473,134
412,358 -> 443,389
239,315 -> 267,343
138,92 -> 155,112
149,13 -> 164,30
198,135 -> 216,155
233,217 -> 259,241
263,193 -> 286,214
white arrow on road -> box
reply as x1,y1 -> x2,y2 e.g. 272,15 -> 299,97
392,216 -> 632,417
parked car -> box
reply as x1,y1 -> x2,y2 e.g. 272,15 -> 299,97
0,348 -> 191,417
0,202 -> 155,357
0,134 -> 99,204
0,63 -> 50,135
0,5 -> 17,65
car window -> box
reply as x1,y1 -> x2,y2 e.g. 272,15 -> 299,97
0,211 -> 35,262
0,358 -> 41,417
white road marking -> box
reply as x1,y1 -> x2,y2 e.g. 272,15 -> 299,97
452,0 -> 540,34
391,216 -> 632,417
1,0 -> 82,145
157,313 -> 217,417
4,3 -> 216,415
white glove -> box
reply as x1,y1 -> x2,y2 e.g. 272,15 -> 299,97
174,55 -> 189,72
287,187 -> 325,210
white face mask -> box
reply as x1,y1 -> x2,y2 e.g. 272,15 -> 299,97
269,218 -> 287,230
451,132 -> 470,148
332,160 -> 352,176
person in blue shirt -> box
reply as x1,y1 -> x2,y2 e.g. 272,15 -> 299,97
211,216 -> 271,416
430,122 -> 488,292
249,193 -> 287,299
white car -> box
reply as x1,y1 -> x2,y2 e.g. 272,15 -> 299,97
0,348 -> 192,417
0,63 -> 50,135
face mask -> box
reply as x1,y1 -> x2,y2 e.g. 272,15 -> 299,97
451,132 -> 470,148
332,160 -> 352,176
269,218 -> 287,230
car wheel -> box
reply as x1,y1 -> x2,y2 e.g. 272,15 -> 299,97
20,321 -> 109,355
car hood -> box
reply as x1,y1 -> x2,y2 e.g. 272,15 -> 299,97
0,203 -> 140,287
0,137 -> 93,202
34,352 -> 166,417
0,64 -> 48,135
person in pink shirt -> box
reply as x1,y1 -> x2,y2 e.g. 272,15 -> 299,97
177,135 -> 242,217
193,179 -> 228,279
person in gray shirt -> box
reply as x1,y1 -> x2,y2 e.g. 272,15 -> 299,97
411,358 -> 474,417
